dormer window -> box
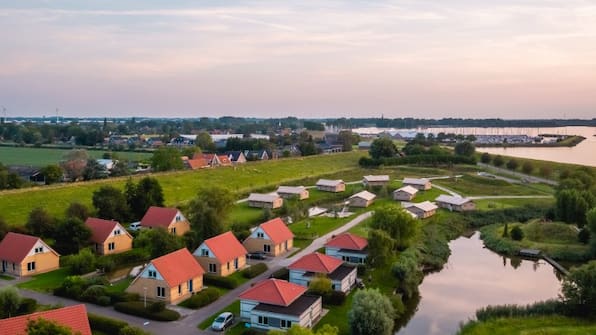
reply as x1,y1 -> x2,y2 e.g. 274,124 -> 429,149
201,249 -> 209,257
114,229 -> 121,235
34,247 -> 43,253
175,215 -> 182,222
257,232 -> 264,238
148,270 -> 157,278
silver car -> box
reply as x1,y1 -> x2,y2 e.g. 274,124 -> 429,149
211,312 -> 234,331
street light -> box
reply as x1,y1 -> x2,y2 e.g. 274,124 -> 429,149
143,287 -> 147,308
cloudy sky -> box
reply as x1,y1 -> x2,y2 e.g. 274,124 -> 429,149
1,1 -> 595,119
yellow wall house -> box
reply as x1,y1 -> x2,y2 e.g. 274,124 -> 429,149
85,218 -> 133,255
193,231 -> 248,277
0,232 -> 60,277
140,206 -> 191,236
126,248 -> 204,305
243,217 -> 294,256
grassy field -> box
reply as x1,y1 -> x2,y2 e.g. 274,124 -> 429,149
457,316 -> 596,335
0,146 -> 152,166
474,198 -> 555,211
0,151 -> 364,226
17,268 -> 72,292
434,174 -> 554,197
315,291 -> 355,335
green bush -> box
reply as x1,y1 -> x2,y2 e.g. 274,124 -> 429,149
114,301 -> 180,321
148,301 -> 165,313
475,300 -> 565,321
357,264 -> 366,276
269,268 -> 289,280
97,257 -> 116,273
322,290 -> 346,306
203,274 -> 238,289
16,298 -> 37,316
510,226 -> 524,241
179,288 -> 220,309
241,263 -> 268,278
68,249 -> 97,275
578,228 -> 591,244
108,291 -> 140,304
104,248 -> 151,267
53,276 -> 87,300
88,313 -> 127,334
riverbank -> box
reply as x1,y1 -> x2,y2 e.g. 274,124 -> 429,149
457,315 -> 596,335
475,135 -> 585,148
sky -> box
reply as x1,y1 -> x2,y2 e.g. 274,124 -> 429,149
1,1 -> 595,119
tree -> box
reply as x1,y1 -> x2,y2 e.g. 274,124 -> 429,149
61,149 -> 89,181
348,289 -> 395,335
369,138 -> 397,159
134,228 -> 184,258
502,222 -> 509,238
561,260 -> 596,316
480,152 -> 491,164
454,141 -> 475,156
26,207 -> 55,238
337,130 -> 354,152
506,159 -> 519,170
92,186 -> 131,222
67,248 -> 97,275
185,186 -> 234,247
65,202 -> 90,221
126,177 -> 165,220
26,318 -> 75,335
367,229 -> 394,267
83,159 -> 107,180
522,161 -> 534,174
53,218 -> 92,254
0,286 -> 21,318
578,228 -> 591,244
587,207 -> 596,234
150,147 -> 184,172
40,164 -> 63,184
510,225 -> 524,241
370,205 -> 419,250
195,131 -> 216,152
308,275 -> 333,296
0,216 -> 8,239
493,155 -> 505,167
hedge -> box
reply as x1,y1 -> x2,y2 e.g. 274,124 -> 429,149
204,274 -> 238,289
269,268 -> 289,280
88,313 -> 128,334
178,288 -> 221,309
241,263 -> 268,279
114,301 -> 180,321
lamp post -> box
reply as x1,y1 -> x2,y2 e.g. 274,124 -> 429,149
143,287 -> 147,308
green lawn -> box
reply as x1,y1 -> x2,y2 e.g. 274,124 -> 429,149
1,152 -> 363,226
0,146 -> 151,167
105,277 -> 133,293
230,203 -> 264,227
198,300 -> 241,329
457,316 -> 596,335
434,174 -> 554,197
0,274 -> 15,280
315,292 -> 355,335
17,267 -> 72,292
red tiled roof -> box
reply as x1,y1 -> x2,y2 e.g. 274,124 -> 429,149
203,231 -> 247,264
0,232 -> 51,264
187,158 -> 208,170
0,304 -> 92,335
288,252 -> 342,274
325,233 -> 368,251
140,206 -> 179,228
239,279 -> 306,306
218,155 -> 231,165
259,218 -> 294,245
85,217 -> 121,244
151,248 -> 204,287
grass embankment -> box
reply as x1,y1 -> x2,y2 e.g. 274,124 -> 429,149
0,151 -> 363,226
434,174 -> 554,196
480,220 -> 591,261
457,316 -> 596,335
0,146 -> 152,166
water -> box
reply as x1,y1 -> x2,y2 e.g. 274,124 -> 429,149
397,232 -> 562,335
353,126 -> 596,167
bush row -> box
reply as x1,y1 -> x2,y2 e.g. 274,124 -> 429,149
269,268 -> 289,280
475,300 -> 566,321
114,301 -> 180,321
204,274 -> 238,289
88,313 -> 151,335
241,263 -> 268,279
178,288 -> 220,309
54,275 -> 139,306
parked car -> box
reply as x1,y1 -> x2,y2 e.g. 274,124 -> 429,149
128,222 -> 142,231
211,312 -> 234,331
247,252 -> 267,260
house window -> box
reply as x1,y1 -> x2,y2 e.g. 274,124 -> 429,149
227,262 -> 230,270
331,284 -> 337,290
209,263 -> 217,273
175,215 -> 181,222
170,227 -> 176,234
114,229 -> 121,235
148,270 -> 157,278
12,263 -> 16,270
201,249 -> 209,257
234,258 -> 239,269
342,256 -> 348,261
178,285 -> 182,295
188,279 -> 193,292
281,320 -> 292,328
257,232 -> 264,238
258,316 -> 269,325
27,262 -> 36,271
156,287 -> 165,297
108,242 -> 115,251
34,247 -> 43,253
263,245 -> 271,253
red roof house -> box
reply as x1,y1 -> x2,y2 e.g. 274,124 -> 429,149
0,304 -> 92,335
239,279 -> 322,330
217,155 -> 232,166
0,232 -> 60,277
126,248 -> 204,304
324,233 -> 368,264
243,218 -> 294,256
193,231 -> 248,277
186,158 -> 209,170
85,218 -> 133,255
140,206 -> 190,236
288,252 -> 357,293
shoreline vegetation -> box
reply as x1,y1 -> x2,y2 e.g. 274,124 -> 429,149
474,135 -> 585,148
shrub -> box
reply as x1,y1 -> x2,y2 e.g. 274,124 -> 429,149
493,155 -> 505,167
241,263 -> 268,279
88,313 -> 127,334
480,152 -> 491,164
204,274 -> 238,289
148,301 -> 165,313
54,276 -> 87,300
108,291 -> 140,304
522,161 -> 534,174
510,226 -> 524,241
269,268 -> 289,280
323,290 -> 346,306
578,228 -> 591,244
96,296 -> 111,306
97,257 -> 116,273
179,288 -> 220,309
506,159 -> 519,170
104,248 -> 151,267
68,249 -> 97,275
81,285 -> 109,304
16,298 -> 37,316
114,302 -> 180,321
475,300 -> 565,321
357,264 -> 366,276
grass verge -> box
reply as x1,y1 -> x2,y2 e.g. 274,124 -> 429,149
457,315 -> 596,335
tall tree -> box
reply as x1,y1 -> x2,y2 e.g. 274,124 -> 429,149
0,286 -> 21,318
561,260 -> 596,317
134,228 -> 184,258
53,218 -> 92,254
126,177 -> 165,220
185,186 -> 234,248
61,149 -> 89,181
367,229 -> 394,267
369,138 -> 398,159
371,205 -> 419,250
65,202 -> 91,221
337,130 -> 354,152
40,164 -> 63,184
92,186 -> 131,222
349,289 -> 395,335
150,147 -> 184,172
454,141 -> 475,156
195,131 -> 216,152
26,208 -> 56,238
83,159 -> 107,180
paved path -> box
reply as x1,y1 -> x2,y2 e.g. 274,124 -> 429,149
477,163 -> 558,186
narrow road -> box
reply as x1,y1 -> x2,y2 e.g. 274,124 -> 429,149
477,163 -> 558,186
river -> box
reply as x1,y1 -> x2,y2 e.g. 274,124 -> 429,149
396,232 -> 562,335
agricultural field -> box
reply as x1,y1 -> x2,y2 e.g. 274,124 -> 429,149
0,151 -> 364,226
0,146 -> 151,166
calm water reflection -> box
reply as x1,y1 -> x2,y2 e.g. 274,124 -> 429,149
397,232 -> 562,335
